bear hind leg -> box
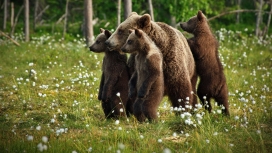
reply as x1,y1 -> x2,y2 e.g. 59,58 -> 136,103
133,98 -> 146,122
214,84 -> 230,116
167,80 -> 193,112
142,100 -> 160,122
197,89 -> 212,113
102,101 -> 115,119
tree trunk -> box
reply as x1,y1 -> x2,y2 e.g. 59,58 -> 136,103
63,0 -> 69,39
148,0 -> 154,21
24,0 -> 29,42
11,5 -> 24,35
3,0 -> 7,30
84,0 -> 94,46
236,0 -> 241,24
35,5 -> 50,25
117,0 -> 121,26
34,0 -> 39,30
124,0 -> 132,19
255,0 -> 263,37
11,2 -> 14,28
171,16 -> 176,28
264,0 -> 272,36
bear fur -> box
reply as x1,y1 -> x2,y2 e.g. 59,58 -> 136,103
121,29 -> 164,122
105,12 -> 197,112
180,10 -> 230,115
89,28 -> 133,118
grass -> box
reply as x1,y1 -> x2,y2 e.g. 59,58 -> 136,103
0,29 -> 271,153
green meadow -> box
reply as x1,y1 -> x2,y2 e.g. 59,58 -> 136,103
0,29 -> 271,153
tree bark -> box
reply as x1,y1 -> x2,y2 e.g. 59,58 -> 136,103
171,16 -> 176,28
207,9 -> 270,21
124,0 -> 132,19
34,0 -> 39,30
11,2 -> 14,28
264,0 -> 272,36
255,0 -> 263,37
117,0 -> 121,26
24,0 -> 29,42
63,0 -> 69,39
236,0 -> 241,24
11,5 -> 24,35
148,0 -> 154,21
35,5 -> 50,24
0,30 -> 20,46
84,0 -> 94,46
3,0 -> 7,30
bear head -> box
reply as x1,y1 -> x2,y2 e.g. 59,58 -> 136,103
105,12 -> 152,51
89,28 -> 112,53
180,10 -> 206,35
121,29 -> 144,54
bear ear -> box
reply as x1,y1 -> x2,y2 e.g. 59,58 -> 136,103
135,29 -> 142,38
197,10 -> 204,21
104,30 -> 112,38
137,14 -> 151,29
100,28 -> 105,33
128,29 -> 133,34
128,12 -> 138,18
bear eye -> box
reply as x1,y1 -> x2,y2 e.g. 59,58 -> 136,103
118,30 -> 123,35
96,40 -> 100,44
127,40 -> 133,45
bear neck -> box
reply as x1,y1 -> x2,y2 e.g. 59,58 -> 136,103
105,49 -> 127,63
194,22 -> 212,37
144,22 -> 168,50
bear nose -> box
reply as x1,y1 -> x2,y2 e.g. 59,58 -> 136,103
89,46 -> 92,51
120,47 -> 126,52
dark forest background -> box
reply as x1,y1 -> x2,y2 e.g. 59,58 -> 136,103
1,0 -> 272,43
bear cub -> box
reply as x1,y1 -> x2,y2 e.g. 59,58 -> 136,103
89,28 -> 132,118
121,29 -> 164,122
180,10 -> 230,115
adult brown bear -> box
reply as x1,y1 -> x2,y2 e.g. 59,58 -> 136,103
105,12 -> 197,112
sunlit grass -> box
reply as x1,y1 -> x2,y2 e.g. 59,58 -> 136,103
0,29 -> 271,152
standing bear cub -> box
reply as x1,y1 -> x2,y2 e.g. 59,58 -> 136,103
121,29 -> 164,122
89,28 -> 132,118
180,10 -> 230,115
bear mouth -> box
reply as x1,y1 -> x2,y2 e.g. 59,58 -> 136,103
107,46 -> 115,51
107,45 -> 120,52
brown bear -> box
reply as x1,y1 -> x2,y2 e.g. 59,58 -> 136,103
105,12 -> 197,113
89,28 -> 133,118
121,29 -> 164,122
180,10 -> 230,115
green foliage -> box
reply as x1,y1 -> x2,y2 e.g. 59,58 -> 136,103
0,28 -> 271,152
1,0 -> 271,38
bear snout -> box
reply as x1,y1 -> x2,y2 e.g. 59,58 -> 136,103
105,40 -> 113,48
180,22 -> 186,29
89,46 -> 93,51
105,40 -> 115,51
120,46 -> 127,53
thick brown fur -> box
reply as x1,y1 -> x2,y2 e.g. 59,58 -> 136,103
105,12 -> 197,113
180,10 -> 230,115
89,28 -> 133,118
121,29 -> 164,122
